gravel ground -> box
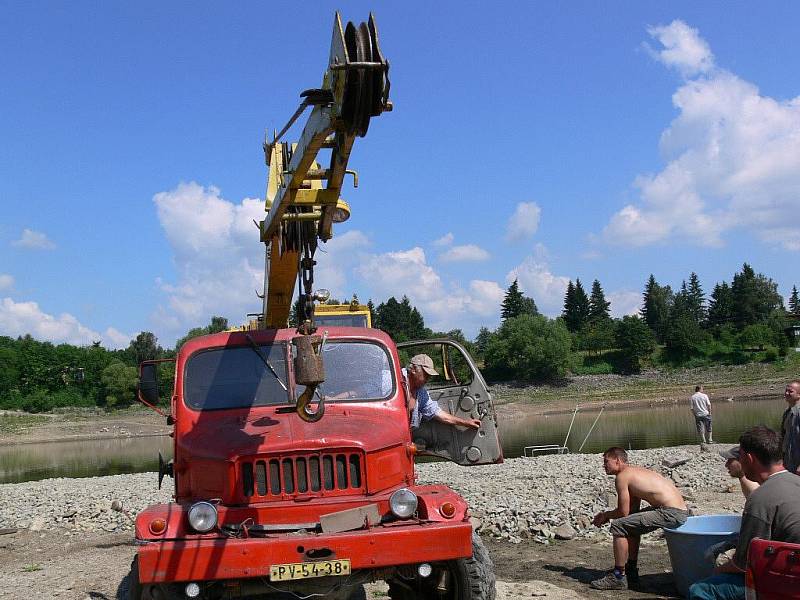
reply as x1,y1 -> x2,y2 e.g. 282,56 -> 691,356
0,445 -> 738,539
0,445 -> 744,599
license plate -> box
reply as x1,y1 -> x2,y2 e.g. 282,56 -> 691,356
270,559 -> 351,581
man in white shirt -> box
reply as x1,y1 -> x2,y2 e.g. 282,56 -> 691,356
690,385 -> 713,448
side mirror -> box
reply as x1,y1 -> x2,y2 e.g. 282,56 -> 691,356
137,359 -> 175,418
139,363 -> 159,405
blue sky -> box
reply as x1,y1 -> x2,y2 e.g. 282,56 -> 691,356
1,2 -> 799,347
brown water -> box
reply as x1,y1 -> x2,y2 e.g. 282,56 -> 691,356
0,397 -> 786,483
501,396 -> 785,458
0,435 -> 173,484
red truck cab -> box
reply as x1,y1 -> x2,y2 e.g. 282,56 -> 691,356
132,327 -> 502,600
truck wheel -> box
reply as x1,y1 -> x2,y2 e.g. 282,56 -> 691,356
126,557 -> 183,600
387,533 -> 496,600
125,557 -> 145,600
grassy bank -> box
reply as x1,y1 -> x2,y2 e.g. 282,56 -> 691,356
492,352 -> 798,409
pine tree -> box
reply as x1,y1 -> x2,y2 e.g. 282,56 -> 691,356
563,279 -> 590,332
501,279 -> 525,321
707,282 -> 734,327
374,296 -> 428,341
588,279 -> 611,323
789,286 -> 800,317
687,272 -> 706,325
562,280 -> 576,323
730,263 -> 784,328
640,274 -> 672,343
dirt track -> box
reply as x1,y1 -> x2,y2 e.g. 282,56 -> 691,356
0,528 -> 674,600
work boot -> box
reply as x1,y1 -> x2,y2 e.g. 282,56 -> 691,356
625,561 -> 640,585
590,571 -> 627,590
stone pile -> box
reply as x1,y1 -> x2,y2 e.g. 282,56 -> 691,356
417,446 -> 734,544
0,446 -> 734,543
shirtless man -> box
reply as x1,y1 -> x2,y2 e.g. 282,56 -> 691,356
590,447 -> 690,590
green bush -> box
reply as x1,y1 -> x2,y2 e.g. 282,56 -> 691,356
484,314 -> 574,381
737,324 -> 775,350
615,316 -> 656,373
573,359 -> 614,375
16,388 -> 93,413
0,389 -> 24,411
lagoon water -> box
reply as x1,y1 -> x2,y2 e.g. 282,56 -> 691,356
0,396 -> 786,483
502,395 -> 785,457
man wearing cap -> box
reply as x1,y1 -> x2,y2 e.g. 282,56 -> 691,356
719,446 -> 759,499
404,354 -> 481,430
688,426 -> 800,600
701,446 -> 761,570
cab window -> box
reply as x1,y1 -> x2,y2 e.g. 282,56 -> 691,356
294,341 -> 394,401
184,343 -> 289,410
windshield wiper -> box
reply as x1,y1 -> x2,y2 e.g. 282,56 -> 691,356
244,334 -> 288,391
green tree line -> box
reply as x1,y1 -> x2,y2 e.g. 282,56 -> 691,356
0,317 -> 230,413
2,263 -> 797,411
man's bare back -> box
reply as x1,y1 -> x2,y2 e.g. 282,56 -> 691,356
616,465 -> 687,511
589,448 -> 690,591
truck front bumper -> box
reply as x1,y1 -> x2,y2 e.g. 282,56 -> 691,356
136,520 -> 473,584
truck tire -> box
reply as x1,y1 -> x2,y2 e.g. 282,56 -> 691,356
126,557 -> 184,600
125,557 -> 145,600
387,532 -> 496,600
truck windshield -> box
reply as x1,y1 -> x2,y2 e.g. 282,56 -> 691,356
295,341 -> 394,401
184,344 -> 289,410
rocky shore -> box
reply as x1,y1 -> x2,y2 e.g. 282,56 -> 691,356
0,445 -> 742,542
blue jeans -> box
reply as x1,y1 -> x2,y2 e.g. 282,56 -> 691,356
688,574 -> 744,600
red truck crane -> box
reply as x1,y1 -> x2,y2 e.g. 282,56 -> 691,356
133,12 -> 502,600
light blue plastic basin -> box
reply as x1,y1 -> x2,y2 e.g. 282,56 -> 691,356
663,514 -> 742,597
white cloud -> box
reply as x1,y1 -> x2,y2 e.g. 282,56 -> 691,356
153,182 -> 265,332
0,274 -> 13,291
645,20 -> 714,77
603,23 -> 800,251
0,297 -> 131,348
505,202 -> 541,241
608,290 -> 642,318
313,230 -> 371,301
12,228 -> 56,250
506,245 -> 570,315
439,244 -> 490,263
356,247 -> 503,333
432,232 -> 454,247
103,327 -> 133,349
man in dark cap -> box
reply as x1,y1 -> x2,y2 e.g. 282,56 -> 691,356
719,446 -> 759,499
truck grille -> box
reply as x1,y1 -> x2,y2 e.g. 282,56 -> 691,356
240,451 -> 364,499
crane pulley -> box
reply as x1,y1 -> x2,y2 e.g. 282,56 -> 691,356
257,12 -> 392,422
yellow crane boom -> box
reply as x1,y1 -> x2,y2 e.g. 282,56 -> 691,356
258,12 -> 391,329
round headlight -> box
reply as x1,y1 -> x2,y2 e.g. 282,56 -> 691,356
187,501 -> 218,533
389,488 -> 418,519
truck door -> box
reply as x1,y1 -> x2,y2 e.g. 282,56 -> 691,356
397,340 -> 503,465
